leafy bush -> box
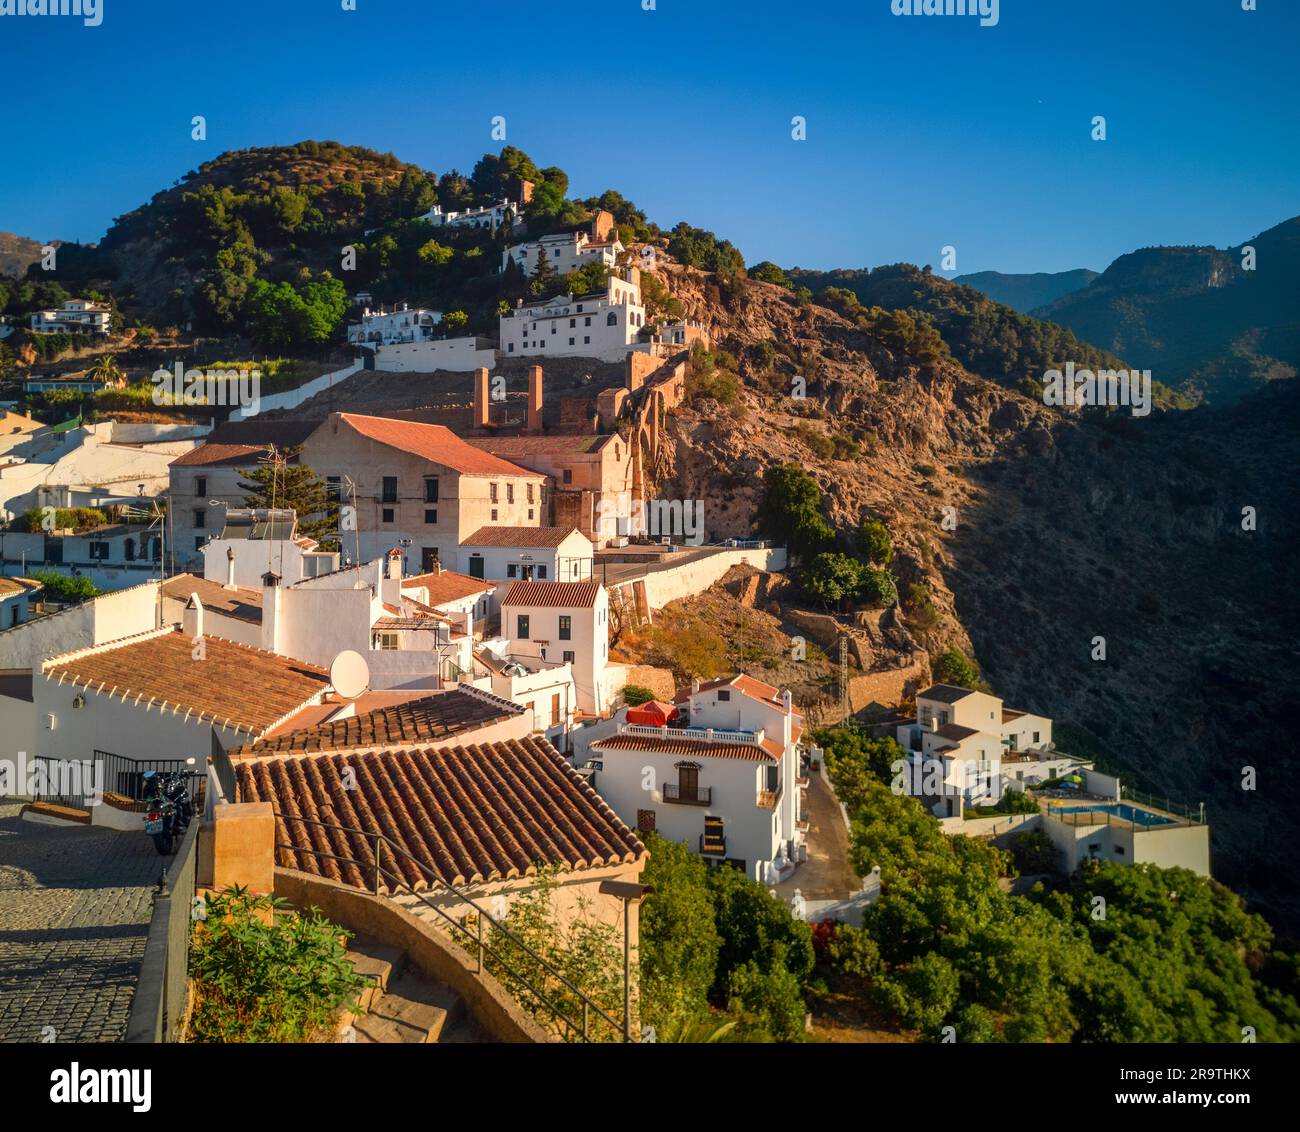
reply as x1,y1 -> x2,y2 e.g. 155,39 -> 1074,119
30,569 -> 100,603
859,519 -> 893,565
1008,829 -> 1063,875
933,646 -> 982,689
621,684 -> 655,707
757,464 -> 834,561
187,887 -> 363,1043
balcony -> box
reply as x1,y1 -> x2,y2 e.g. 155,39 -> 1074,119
620,723 -> 764,746
756,789 -> 781,810
699,832 -> 727,857
663,783 -> 712,806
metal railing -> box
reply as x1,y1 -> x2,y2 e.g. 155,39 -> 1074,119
125,816 -> 201,1043
699,833 -> 727,857
272,811 -> 631,1043
756,789 -> 781,810
621,723 -> 761,746
662,783 -> 711,805
94,751 -> 204,804
1120,785 -> 1205,824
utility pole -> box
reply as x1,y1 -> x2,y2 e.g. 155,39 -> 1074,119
839,635 -> 850,722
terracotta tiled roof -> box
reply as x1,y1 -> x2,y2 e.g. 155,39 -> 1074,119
44,630 -> 328,736
402,570 -> 494,606
162,574 -> 263,623
692,673 -> 798,714
502,579 -> 602,609
235,736 -> 645,888
463,525 -> 583,549
334,413 -> 542,478
170,442 -> 267,468
230,688 -> 521,758
590,734 -> 777,763
1002,708 -> 1025,723
467,434 -> 610,457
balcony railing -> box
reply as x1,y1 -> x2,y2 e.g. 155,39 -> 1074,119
621,723 -> 763,746
756,789 -> 780,810
699,833 -> 727,857
663,783 -> 712,806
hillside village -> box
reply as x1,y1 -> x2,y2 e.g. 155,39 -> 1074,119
0,143 -> 1291,1051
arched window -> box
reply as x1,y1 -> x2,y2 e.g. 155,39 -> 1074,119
606,312 -> 617,326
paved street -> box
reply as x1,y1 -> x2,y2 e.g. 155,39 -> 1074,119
776,770 -> 860,901
0,803 -> 162,1043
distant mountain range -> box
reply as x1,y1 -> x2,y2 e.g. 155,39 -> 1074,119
954,218 -> 1300,404
952,268 -> 1098,314
0,231 -> 45,278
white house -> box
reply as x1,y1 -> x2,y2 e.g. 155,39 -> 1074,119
457,525 -> 594,582
499,268 -> 647,364
29,299 -> 111,336
585,674 -> 808,883
498,579 -> 609,717
503,229 -> 622,279
0,577 -> 38,631
896,683 -> 1059,815
419,198 -> 520,232
347,304 -> 444,347
200,508 -> 339,588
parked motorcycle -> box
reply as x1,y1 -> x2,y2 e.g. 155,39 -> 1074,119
142,760 -> 196,855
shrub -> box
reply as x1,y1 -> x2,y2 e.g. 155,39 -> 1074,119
187,887 -> 363,1043
726,950 -> 807,1041
622,684 -> 655,707
858,566 -> 897,609
30,568 -> 100,604
859,519 -> 893,565
1009,829 -> 1064,875
933,646 -> 982,689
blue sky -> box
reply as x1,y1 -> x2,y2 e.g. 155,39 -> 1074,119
1,0 -> 1296,275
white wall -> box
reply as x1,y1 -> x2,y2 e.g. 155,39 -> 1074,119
0,581 -> 160,669
229,360 -> 362,420
371,337 -> 497,373
629,547 -> 787,611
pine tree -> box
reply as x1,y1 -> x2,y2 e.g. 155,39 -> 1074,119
239,447 -> 338,548
531,243 -> 557,296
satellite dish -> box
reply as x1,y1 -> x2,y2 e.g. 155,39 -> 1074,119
329,650 -> 370,700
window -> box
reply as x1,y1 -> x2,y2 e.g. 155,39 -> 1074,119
382,507 -> 395,523
517,614 -> 530,638
468,556 -> 485,579
528,509 -> 534,520
490,482 -> 498,503
551,693 -> 561,726
559,615 -> 571,640
382,476 -> 398,503
373,632 -> 399,651
424,478 -> 439,503
507,483 -> 514,504
424,509 -> 437,524
537,565 -> 547,579
1033,731 -> 1041,743
569,319 -> 576,328
507,565 -> 518,578
194,536 -> 204,551
491,509 -> 498,521
636,809 -> 656,834
583,336 -> 590,345
89,541 -> 110,560
508,342 -> 515,352
718,689 -> 731,702
526,483 -> 534,503
193,509 -> 206,530
563,650 -> 575,664
584,316 -> 591,326
195,476 -> 207,497
562,469 -> 573,485
607,312 -> 617,326
124,538 -> 135,562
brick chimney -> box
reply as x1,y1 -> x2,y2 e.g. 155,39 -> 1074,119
473,367 -> 490,429
527,365 -> 543,432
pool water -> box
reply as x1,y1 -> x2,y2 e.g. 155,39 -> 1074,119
1055,802 -> 1176,827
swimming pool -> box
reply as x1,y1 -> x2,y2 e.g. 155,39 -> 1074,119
1053,802 -> 1176,827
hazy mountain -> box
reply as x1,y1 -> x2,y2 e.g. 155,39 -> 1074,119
1030,217 -> 1300,404
952,268 -> 1098,313
0,232 -> 46,278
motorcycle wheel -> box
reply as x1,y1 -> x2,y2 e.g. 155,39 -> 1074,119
152,832 -> 175,855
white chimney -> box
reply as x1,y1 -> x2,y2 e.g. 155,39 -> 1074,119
224,546 -> 236,590
261,572 -> 282,653
185,594 -> 204,640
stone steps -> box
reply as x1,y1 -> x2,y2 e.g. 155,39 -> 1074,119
343,935 -> 481,1043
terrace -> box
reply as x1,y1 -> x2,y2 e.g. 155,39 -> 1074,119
619,722 -> 765,747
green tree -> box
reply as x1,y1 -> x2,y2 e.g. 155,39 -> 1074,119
239,449 -> 338,547
802,552 -> 862,609
756,464 -> 833,561
858,566 -> 897,608
707,864 -> 815,999
933,646 -> 983,690
440,310 -> 469,335
859,519 -> 893,565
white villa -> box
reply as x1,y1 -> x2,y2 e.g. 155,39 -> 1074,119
29,299 -> 111,336
500,268 -> 647,363
419,198 -> 520,232
896,683 -> 1067,815
497,579 -> 609,717
457,525 -> 594,582
347,304 -> 445,347
585,674 -> 809,883
503,229 -> 622,279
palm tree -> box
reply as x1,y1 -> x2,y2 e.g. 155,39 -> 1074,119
87,354 -> 125,389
